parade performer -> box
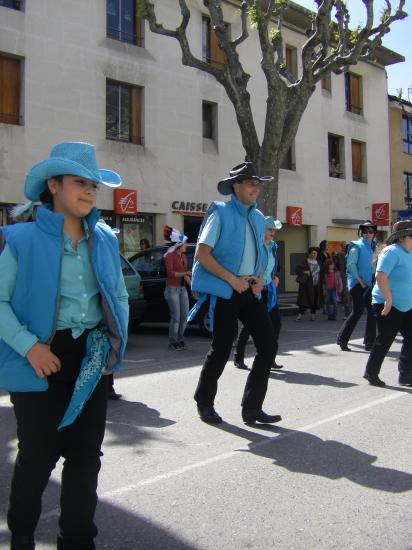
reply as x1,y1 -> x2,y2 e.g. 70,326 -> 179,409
234,216 -> 284,370
163,225 -> 191,350
363,220 -> 412,387
337,220 -> 377,352
0,142 -> 129,550
189,162 -> 281,425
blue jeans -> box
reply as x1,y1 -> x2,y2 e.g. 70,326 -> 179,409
164,286 -> 189,344
326,288 -> 337,319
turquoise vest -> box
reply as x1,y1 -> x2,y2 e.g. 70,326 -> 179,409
0,206 -> 128,392
347,237 -> 373,290
191,195 -> 265,300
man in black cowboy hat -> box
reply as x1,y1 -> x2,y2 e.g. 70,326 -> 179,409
190,162 -> 282,425
337,220 -> 377,352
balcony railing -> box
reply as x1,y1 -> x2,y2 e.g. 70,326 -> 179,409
0,112 -> 23,125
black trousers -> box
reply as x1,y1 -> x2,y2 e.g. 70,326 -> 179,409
337,283 -> 376,346
235,289 -> 281,363
8,329 -> 109,550
194,288 -> 275,410
365,304 -> 412,377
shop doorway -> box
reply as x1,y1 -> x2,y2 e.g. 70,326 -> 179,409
184,216 -> 203,243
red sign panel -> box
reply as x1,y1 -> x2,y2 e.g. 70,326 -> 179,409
371,203 -> 389,226
287,206 -> 302,226
114,189 -> 137,215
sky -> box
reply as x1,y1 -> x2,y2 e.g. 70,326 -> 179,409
298,0 -> 411,100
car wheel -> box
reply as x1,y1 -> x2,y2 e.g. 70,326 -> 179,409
197,304 -> 212,337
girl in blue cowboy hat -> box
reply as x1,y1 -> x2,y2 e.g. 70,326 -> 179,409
0,142 -> 129,550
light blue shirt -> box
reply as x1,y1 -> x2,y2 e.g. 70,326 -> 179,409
198,210 -> 257,275
372,243 -> 412,312
0,227 -> 126,357
262,242 -> 275,285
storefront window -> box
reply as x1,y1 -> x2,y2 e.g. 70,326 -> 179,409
120,215 -> 153,257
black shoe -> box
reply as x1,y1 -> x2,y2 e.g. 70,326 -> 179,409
168,343 -> 182,351
234,359 -> 249,370
242,409 -> 282,425
363,373 -> 386,387
197,405 -> 223,424
272,362 -> 283,370
398,374 -> 412,386
11,535 -> 35,550
338,342 -> 351,352
178,341 -> 186,350
108,390 -> 122,400
364,343 -> 374,352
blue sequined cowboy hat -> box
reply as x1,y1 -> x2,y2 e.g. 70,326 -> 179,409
24,142 -> 122,202
264,216 -> 282,230
217,162 -> 273,196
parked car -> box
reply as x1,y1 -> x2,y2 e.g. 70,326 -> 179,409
120,254 -> 147,331
128,245 -> 212,336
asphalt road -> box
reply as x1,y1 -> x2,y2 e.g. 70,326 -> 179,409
1,312 -> 411,550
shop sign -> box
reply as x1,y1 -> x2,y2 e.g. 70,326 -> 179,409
286,206 -> 302,226
171,201 -> 208,213
120,216 -> 146,224
398,209 -> 412,221
371,203 -> 389,226
114,189 -> 137,215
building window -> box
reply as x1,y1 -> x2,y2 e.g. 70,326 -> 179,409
280,144 -> 296,171
404,173 -> 412,207
328,134 -> 344,178
202,16 -> 228,68
402,115 -> 412,154
285,46 -> 298,80
345,72 -> 362,115
0,54 -> 22,125
202,101 -> 217,140
0,0 -> 23,9
106,80 -> 142,145
351,140 -> 367,183
107,0 -> 144,46
321,74 -> 331,93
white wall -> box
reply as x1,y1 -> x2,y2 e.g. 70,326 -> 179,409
0,0 -> 392,241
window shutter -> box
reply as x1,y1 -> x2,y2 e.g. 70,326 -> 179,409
210,25 -> 225,68
0,56 -> 20,124
135,14 -> 143,47
131,87 -> 141,145
349,74 -> 361,114
352,141 -> 362,181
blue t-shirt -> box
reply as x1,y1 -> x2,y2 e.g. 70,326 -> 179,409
198,210 -> 257,275
372,243 -> 412,312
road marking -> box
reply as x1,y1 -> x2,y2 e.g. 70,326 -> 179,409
0,390 -> 405,537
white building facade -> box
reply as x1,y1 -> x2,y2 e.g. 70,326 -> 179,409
0,0 -> 402,290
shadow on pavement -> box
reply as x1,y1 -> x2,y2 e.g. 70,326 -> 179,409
269,369 -> 357,388
0,402 -> 192,550
105,399 -> 175,448
215,422 -> 412,493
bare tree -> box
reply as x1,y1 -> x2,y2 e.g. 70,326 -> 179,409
137,0 -> 407,215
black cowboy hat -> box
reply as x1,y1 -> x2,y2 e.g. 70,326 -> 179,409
217,162 -> 273,196
358,220 -> 377,236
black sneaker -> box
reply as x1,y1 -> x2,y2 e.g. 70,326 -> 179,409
363,373 -> 386,387
178,341 -> 186,350
168,343 -> 181,351
197,405 -> 223,423
242,409 -> 282,424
